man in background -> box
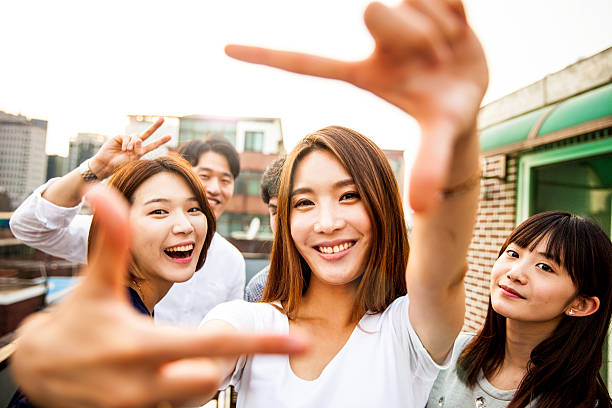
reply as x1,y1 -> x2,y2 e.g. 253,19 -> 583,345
244,156 -> 284,302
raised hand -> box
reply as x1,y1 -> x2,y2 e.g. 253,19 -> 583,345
89,118 -> 172,180
225,0 -> 488,212
10,185 -> 307,408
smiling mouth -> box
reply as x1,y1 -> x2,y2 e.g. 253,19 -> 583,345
499,284 -> 526,299
315,241 -> 355,254
164,244 -> 194,259
206,196 -> 221,206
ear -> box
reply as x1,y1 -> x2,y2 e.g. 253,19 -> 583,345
566,296 -> 600,317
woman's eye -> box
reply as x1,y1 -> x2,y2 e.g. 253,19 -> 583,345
506,249 -> 519,258
188,207 -> 203,213
293,199 -> 314,208
537,263 -> 555,273
340,191 -> 360,201
149,209 -> 167,215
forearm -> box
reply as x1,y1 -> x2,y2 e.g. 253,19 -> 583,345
408,128 -> 480,290
10,180 -> 90,264
406,127 -> 480,362
42,166 -> 95,208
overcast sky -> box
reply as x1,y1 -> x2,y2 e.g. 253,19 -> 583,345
2,0 -> 611,157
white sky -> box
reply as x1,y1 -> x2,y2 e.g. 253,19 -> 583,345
1,0 -> 611,157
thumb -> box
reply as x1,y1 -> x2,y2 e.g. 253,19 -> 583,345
81,184 -> 132,296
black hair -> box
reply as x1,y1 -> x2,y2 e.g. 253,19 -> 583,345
260,156 -> 286,204
177,136 -> 240,179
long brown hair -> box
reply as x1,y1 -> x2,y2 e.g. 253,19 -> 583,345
458,211 -> 612,408
88,155 -> 216,282
262,126 -> 409,321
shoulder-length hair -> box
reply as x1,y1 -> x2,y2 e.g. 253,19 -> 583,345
88,155 -> 216,281
458,211 -> 612,408
262,126 -> 409,321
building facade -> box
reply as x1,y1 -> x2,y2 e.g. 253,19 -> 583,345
67,133 -> 107,171
46,154 -> 69,181
0,111 -> 48,209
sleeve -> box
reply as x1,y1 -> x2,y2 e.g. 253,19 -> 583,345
386,296 -> 453,380
244,267 -> 269,302
201,299 -> 256,332
200,300 -> 257,390
9,178 -> 91,264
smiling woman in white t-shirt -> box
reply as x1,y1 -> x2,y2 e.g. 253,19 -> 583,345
198,0 -> 489,405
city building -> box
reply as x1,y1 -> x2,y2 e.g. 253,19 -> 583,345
67,132 -> 107,171
0,111 -> 48,209
465,47 -> 612,384
46,154 -> 69,181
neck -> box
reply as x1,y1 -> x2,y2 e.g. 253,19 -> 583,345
298,274 -> 359,328
504,316 -> 561,371
130,277 -> 173,316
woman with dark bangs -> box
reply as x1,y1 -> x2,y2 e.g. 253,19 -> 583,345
428,211 -> 612,408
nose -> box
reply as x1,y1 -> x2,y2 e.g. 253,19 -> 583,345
505,262 -> 527,284
313,201 -> 345,234
205,177 -> 221,196
172,211 -> 195,235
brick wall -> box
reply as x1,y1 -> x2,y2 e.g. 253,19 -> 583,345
463,155 -> 518,331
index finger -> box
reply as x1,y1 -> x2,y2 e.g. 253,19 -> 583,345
140,117 -> 165,142
225,45 -> 351,83
145,329 -> 308,362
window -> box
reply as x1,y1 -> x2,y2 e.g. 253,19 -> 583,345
244,131 -> 264,152
247,179 -> 260,196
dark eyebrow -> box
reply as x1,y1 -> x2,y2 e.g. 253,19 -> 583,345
144,197 -> 199,205
144,198 -> 170,205
537,251 -> 558,263
291,178 -> 355,197
196,166 -> 233,179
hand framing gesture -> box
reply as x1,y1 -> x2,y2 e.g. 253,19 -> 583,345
10,185 -> 307,408
89,118 -> 172,180
225,0 -> 488,212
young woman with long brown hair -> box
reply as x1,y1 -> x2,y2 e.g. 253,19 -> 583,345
428,211 -> 612,408
197,0 -> 489,405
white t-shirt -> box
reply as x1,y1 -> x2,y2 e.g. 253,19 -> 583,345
9,178 -> 246,327
203,296 -> 449,408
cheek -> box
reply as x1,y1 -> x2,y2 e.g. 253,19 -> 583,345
289,214 -> 309,250
129,216 -> 163,253
222,184 -> 234,200
194,217 -> 208,240
489,260 -> 504,287
536,281 -> 575,306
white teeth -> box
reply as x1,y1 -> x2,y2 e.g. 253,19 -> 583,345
166,244 -> 194,252
318,242 -> 354,254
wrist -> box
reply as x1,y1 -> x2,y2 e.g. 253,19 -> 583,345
87,157 -> 107,180
79,159 -> 100,183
